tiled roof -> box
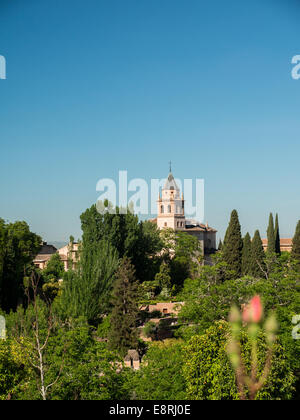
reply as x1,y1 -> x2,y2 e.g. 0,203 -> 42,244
34,254 -> 53,262
124,350 -> 140,361
37,244 -> 57,255
262,238 -> 292,246
185,224 -> 217,233
280,238 -> 293,245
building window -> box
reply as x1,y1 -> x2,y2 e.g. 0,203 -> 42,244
168,205 -> 171,213
161,205 -> 164,214
164,222 -> 167,227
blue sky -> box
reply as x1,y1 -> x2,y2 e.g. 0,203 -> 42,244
0,0 -> 300,242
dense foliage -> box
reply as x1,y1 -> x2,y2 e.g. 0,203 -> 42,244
0,211 -> 299,400
0,220 -> 41,312
59,240 -> 119,323
222,210 -> 243,277
109,257 -> 139,356
183,321 -> 295,400
292,220 -> 300,269
129,340 -> 186,400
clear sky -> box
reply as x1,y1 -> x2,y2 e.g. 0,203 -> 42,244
0,0 -> 300,242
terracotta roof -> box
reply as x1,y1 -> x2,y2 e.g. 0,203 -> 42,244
184,226 -> 205,232
34,254 -> 53,263
262,238 -> 292,246
124,350 -> 140,361
185,225 -> 217,233
149,218 -> 157,224
280,238 -> 293,245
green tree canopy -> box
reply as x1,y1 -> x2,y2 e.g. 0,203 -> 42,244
222,210 -> 243,277
109,257 -> 139,356
0,338 -> 33,400
43,253 -> 64,282
274,214 -> 281,255
267,213 -> 276,254
80,204 -> 162,283
250,230 -> 266,278
183,321 -> 295,400
155,261 -> 171,297
130,340 -> 186,400
59,240 -> 119,323
0,220 -> 41,312
160,228 -> 203,289
291,220 -> 300,269
177,261 -> 300,380
241,233 -> 252,276
3,312 -> 129,400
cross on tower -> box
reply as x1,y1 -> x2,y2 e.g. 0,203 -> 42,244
169,161 -> 172,173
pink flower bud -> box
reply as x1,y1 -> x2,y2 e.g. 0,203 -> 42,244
242,295 -> 263,323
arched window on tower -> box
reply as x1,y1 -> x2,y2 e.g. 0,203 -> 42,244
161,205 -> 164,214
168,205 -> 171,213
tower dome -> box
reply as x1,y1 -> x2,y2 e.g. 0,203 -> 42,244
163,172 -> 180,191
157,168 -> 185,230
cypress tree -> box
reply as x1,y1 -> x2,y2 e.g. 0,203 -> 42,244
274,213 -> 281,255
291,220 -> 300,269
267,213 -> 276,254
222,210 -> 243,277
109,257 -> 139,356
218,239 -> 223,251
241,233 -> 252,275
250,230 -> 266,278
155,261 -> 171,295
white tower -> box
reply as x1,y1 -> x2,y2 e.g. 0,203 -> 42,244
157,170 -> 185,230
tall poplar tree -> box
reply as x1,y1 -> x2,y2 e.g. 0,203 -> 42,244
274,213 -> 281,255
267,213 -> 276,254
109,257 -> 139,356
241,233 -> 252,275
291,220 -> 300,269
222,210 -> 243,277
60,240 -> 119,323
80,204 -> 162,282
250,230 -> 266,278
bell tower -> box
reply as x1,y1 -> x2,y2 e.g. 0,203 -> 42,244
157,168 -> 185,230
